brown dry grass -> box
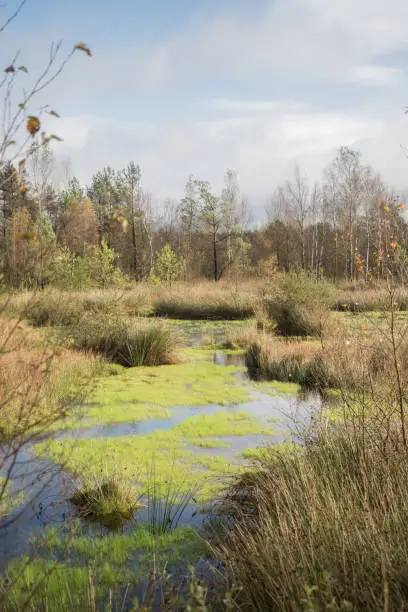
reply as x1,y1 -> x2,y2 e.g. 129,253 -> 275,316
0,316 -> 104,440
218,431 -> 408,611
245,319 -> 408,392
3,280 -> 263,324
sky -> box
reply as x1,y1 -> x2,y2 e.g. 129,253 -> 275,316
2,0 -> 408,219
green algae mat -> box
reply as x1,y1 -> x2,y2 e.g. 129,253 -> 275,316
65,358 -> 250,429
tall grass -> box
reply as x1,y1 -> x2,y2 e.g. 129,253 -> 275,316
217,432 -> 408,610
6,282 -> 260,326
0,318 -> 105,441
19,288 -> 149,327
244,321 -> 408,392
145,460 -> 198,534
152,281 -> 256,320
263,272 -> 335,336
334,283 -> 408,312
245,337 -> 336,390
69,314 -> 179,366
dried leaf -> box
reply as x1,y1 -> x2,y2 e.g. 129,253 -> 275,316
48,110 -> 60,118
18,103 -> 25,109
26,116 -> 40,136
49,133 -> 63,142
19,184 -> 28,195
18,159 -> 25,173
18,65 -> 28,73
6,140 -> 16,147
74,42 -> 92,56
4,65 -> 15,73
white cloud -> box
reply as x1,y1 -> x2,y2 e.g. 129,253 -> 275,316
107,0 -> 408,90
209,100 -> 285,114
5,0 -> 408,220
349,66 -> 404,87
50,103 -> 393,220
11,0 -> 408,103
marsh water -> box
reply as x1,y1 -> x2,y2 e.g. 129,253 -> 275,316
0,321 -> 322,575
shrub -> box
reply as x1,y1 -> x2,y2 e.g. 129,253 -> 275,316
150,244 -> 185,287
217,432 -> 408,610
26,293 -> 79,327
48,241 -> 127,290
263,272 -> 335,336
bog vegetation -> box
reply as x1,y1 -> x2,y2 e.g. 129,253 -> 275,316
3,3 -> 408,612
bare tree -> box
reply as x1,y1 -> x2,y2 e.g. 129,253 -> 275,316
27,143 -> 55,218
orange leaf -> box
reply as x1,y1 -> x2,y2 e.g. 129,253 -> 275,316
26,116 -> 40,136
74,42 -> 92,56
19,185 -> 28,195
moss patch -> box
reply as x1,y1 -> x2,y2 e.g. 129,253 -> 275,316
242,441 -> 299,462
64,361 -> 250,430
190,438 -> 231,449
175,411 -> 272,439
3,523 -> 204,611
39,522 -> 203,567
35,410 -> 273,502
252,380 -> 301,396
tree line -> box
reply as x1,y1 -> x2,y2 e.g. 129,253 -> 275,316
0,144 -> 407,288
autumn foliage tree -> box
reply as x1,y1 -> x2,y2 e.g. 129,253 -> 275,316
58,197 -> 98,256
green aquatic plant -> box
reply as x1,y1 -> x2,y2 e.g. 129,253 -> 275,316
1,523 -> 209,611
241,441 -> 299,462
87,361 -> 250,411
1,558 -> 91,611
253,379 -> 301,396
35,409 -> 272,502
146,461 -> 198,534
58,358 -> 251,431
175,411 -> 273,439
38,523 -> 203,567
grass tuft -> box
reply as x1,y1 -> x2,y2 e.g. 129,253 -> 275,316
70,314 -> 179,367
70,473 -> 140,529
